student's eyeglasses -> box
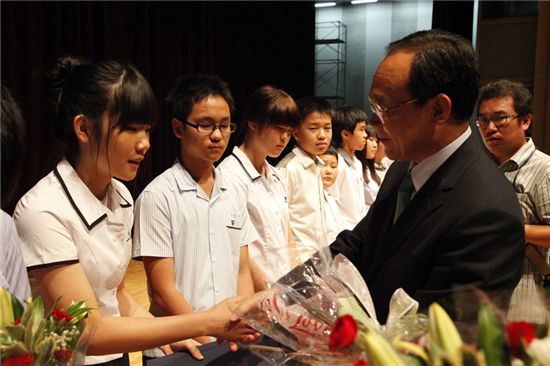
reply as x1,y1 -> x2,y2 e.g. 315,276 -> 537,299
476,114 -> 519,129
183,120 -> 236,134
368,96 -> 419,124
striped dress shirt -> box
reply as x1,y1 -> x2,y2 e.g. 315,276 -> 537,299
501,139 -> 550,323
133,160 -> 258,313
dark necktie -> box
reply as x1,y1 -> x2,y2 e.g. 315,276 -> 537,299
394,170 -> 415,223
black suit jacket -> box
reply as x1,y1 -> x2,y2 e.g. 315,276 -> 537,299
331,133 -> 524,322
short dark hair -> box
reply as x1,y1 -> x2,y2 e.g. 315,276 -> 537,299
167,74 -> 235,123
48,56 -> 157,166
331,105 -> 367,148
1,86 -> 26,208
295,96 -> 333,123
478,80 -> 533,117
387,29 -> 480,122
245,85 -> 299,130
320,146 -> 339,161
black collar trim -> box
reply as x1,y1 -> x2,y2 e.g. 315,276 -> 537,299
54,168 -> 108,231
231,152 -> 261,182
28,259 -> 79,271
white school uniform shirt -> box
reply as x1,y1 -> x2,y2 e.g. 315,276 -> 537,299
133,160 -> 258,313
277,146 -> 328,263
326,148 -> 366,229
364,169 -> 381,211
0,210 -> 31,304
218,147 -> 291,281
13,159 -> 133,365
323,190 -> 347,244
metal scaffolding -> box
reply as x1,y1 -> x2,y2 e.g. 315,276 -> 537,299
315,21 -> 347,106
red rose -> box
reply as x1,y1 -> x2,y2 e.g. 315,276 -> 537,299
14,317 -> 21,325
506,321 -> 536,357
51,308 -> 73,322
329,314 -> 358,350
55,349 -> 73,362
353,358 -> 369,366
1,353 -> 34,366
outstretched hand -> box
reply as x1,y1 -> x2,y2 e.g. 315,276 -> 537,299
206,296 -> 261,346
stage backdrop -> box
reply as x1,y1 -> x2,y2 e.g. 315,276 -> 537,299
1,1 -> 315,212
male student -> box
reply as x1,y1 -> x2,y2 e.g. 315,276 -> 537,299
277,97 -> 332,263
327,105 -> 368,227
133,74 -> 257,359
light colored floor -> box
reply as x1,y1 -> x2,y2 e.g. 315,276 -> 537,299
124,259 -> 150,366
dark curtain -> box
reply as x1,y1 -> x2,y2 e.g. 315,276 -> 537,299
1,1 -> 315,212
432,1 -> 474,41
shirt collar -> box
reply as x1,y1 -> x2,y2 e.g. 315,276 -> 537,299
499,138 -> 535,172
336,147 -> 357,167
54,159 -> 132,231
410,126 -> 471,192
231,147 -> 262,181
172,160 -> 227,193
292,146 -> 324,169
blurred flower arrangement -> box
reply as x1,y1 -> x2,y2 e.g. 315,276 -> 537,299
0,288 -> 91,366
236,249 -> 550,366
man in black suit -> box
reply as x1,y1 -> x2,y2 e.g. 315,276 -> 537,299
331,30 -> 524,322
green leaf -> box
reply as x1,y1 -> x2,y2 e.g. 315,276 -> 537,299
476,303 -> 509,366
0,288 -> 14,326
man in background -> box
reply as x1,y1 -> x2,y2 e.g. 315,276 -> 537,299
478,79 -> 550,323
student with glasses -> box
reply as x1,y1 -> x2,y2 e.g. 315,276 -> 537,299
330,30 -> 524,323
478,79 -> 550,324
13,60 -> 258,366
133,74 -> 258,362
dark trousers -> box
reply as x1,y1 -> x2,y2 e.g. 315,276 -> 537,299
91,353 -> 130,366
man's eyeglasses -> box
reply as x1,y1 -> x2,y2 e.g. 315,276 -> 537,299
476,114 -> 519,129
183,120 -> 236,134
368,96 -> 419,124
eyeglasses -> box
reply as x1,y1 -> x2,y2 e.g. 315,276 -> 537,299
476,114 -> 519,129
368,96 -> 419,124
183,120 -> 236,134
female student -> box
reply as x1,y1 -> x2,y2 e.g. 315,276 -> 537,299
13,57 -> 257,366
356,125 -> 382,210
218,85 -> 300,284
319,147 -> 348,243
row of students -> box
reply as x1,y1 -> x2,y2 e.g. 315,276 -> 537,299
11,58 -> 259,366
7,55 -> 386,365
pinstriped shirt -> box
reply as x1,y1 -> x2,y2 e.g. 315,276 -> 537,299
501,139 -> 550,322
132,160 -> 258,314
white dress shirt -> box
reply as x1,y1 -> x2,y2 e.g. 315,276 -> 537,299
363,169 -> 380,212
277,146 -> 328,263
0,210 -> 31,303
133,160 -> 258,313
14,159 -> 133,365
409,127 -> 472,194
324,190 -> 347,243
326,148 -> 366,228
218,147 -> 291,281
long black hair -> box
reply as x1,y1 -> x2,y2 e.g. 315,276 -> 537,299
48,56 -> 157,166
356,125 -> 381,185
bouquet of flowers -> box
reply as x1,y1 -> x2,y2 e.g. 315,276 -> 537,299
235,249 -> 550,366
0,288 -> 91,366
